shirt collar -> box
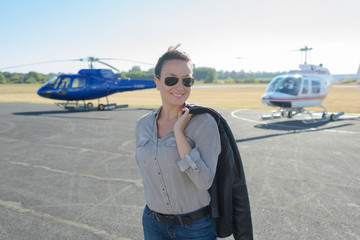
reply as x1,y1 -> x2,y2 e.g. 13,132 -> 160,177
154,103 -> 188,120
154,106 -> 162,120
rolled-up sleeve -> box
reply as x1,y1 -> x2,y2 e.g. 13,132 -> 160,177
177,114 -> 221,191
177,148 -> 201,173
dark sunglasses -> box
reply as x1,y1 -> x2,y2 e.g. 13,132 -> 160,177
164,76 -> 195,87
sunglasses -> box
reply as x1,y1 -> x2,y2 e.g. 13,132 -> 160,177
164,76 -> 195,87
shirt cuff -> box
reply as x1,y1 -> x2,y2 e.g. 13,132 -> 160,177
177,148 -> 200,173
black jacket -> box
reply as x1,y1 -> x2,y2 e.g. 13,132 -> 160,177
187,104 -> 253,240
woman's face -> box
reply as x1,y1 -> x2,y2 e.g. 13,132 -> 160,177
155,59 -> 193,108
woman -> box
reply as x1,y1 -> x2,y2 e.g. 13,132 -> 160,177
135,45 -> 221,239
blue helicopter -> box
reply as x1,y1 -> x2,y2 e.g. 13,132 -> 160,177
5,57 -> 157,110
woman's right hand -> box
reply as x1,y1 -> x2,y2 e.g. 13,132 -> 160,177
174,107 -> 192,135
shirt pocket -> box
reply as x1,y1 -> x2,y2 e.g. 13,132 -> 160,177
163,136 -> 195,167
136,136 -> 151,167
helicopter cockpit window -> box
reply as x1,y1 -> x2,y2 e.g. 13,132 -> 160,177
44,75 -> 61,88
273,77 -> 301,96
266,76 -> 284,93
311,80 -> 320,94
59,77 -> 71,89
72,78 -> 86,88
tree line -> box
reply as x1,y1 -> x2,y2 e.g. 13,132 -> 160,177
0,66 -> 286,84
0,71 -> 56,84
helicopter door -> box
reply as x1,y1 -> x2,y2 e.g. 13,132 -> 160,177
56,77 -> 71,95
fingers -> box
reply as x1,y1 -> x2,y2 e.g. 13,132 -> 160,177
174,108 -> 192,133
177,108 -> 192,124
180,107 -> 191,118
182,107 -> 190,115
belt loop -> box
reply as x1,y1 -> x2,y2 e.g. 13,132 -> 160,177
177,215 -> 184,227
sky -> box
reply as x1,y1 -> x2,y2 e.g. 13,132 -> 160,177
1,0 -> 360,75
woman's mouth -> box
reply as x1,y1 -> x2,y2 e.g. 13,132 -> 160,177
171,93 -> 183,97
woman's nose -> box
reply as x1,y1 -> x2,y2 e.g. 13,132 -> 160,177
175,79 -> 184,89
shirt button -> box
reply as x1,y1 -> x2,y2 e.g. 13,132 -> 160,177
162,188 -> 165,191
158,172 -> 161,175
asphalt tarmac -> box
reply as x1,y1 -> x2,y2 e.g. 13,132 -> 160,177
0,102 -> 359,240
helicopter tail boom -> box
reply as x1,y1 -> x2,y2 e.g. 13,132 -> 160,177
112,79 -> 156,93
331,64 -> 360,82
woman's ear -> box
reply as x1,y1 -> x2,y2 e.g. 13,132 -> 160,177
154,76 -> 160,90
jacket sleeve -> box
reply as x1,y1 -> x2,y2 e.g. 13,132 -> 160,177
186,104 -> 253,239
223,118 -> 253,240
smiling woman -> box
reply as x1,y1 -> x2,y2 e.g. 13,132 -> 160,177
154,59 -> 193,111
134,45 -> 221,239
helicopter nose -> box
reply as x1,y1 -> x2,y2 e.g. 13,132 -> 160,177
37,88 -> 53,98
37,88 -> 44,96
37,88 -> 42,96
261,93 -> 272,106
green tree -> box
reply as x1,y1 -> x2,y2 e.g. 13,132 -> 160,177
194,67 -> 218,83
204,68 -> 218,83
193,67 -> 210,81
0,72 -> 7,83
10,74 -> 24,83
225,77 -> 235,84
130,66 -> 141,72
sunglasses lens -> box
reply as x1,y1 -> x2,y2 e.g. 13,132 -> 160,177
164,77 -> 195,87
183,78 -> 194,87
164,77 -> 178,86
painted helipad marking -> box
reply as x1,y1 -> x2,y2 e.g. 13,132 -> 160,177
0,157 -> 143,187
231,109 -> 360,134
0,136 -> 133,155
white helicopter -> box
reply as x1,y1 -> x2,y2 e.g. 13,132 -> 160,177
261,46 -> 360,123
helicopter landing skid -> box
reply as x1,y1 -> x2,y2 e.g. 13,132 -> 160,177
55,102 -> 128,111
260,110 -> 283,120
302,111 -> 344,124
260,106 -> 344,124
260,108 -> 299,120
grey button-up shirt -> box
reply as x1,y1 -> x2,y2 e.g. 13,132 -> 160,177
135,107 -> 221,214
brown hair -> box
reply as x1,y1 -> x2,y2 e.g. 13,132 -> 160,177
154,44 -> 192,79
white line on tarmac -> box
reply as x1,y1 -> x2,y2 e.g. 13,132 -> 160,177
231,109 -> 263,124
0,157 -> 143,187
0,199 -> 132,240
0,136 -> 133,155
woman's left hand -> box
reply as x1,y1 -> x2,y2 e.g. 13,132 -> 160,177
174,107 -> 192,134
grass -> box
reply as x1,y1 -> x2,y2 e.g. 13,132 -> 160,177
0,84 -> 359,113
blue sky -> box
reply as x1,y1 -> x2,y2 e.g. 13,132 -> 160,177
1,0 -> 359,74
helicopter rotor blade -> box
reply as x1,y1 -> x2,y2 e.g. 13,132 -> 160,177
97,58 -> 154,66
96,60 -> 120,73
0,59 -> 82,71
289,46 -> 313,52
0,57 -> 153,71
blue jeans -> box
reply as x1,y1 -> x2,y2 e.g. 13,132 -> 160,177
142,205 -> 217,240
